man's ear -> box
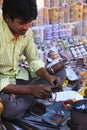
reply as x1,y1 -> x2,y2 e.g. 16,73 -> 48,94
4,14 -> 11,23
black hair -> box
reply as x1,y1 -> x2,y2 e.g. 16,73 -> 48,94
2,0 -> 38,22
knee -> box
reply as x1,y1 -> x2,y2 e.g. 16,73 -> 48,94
2,94 -> 34,119
2,102 -> 26,119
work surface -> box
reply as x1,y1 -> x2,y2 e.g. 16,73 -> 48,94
1,90 -> 84,130
1,100 -> 73,130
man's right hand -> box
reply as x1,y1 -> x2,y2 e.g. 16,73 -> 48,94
30,85 -> 51,99
2,84 -> 51,99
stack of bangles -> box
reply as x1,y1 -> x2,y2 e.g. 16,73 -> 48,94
62,99 -> 76,110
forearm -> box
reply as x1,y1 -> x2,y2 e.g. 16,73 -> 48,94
36,67 -> 61,87
1,84 -> 33,94
1,83 -> 52,99
36,67 -> 51,81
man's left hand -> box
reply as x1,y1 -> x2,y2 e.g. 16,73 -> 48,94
46,75 -> 61,88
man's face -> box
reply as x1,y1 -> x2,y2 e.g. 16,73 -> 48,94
0,0 -> 3,7
5,16 -> 31,35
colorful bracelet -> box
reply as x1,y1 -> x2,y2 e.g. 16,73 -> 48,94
51,113 -> 65,124
62,99 -> 76,109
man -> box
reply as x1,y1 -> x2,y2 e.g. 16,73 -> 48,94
0,0 -> 66,119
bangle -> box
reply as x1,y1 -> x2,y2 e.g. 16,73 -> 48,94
46,67 -> 54,75
50,67 -> 55,74
62,99 -> 76,110
51,113 -> 65,124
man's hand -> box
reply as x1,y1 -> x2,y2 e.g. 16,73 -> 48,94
46,75 -> 61,87
37,67 -> 61,87
30,84 -> 51,99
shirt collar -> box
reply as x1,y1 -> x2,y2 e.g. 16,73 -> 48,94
14,34 -> 19,39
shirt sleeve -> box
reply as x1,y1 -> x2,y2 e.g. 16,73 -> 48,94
29,59 -> 45,77
24,29 -> 45,77
0,78 -> 10,91
0,77 -> 16,92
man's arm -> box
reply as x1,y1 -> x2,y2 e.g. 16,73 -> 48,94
1,84 -> 51,99
36,67 -> 60,87
36,67 -> 51,80
2,84 -> 32,94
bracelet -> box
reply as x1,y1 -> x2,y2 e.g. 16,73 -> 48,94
46,67 -> 54,75
62,99 -> 76,110
48,92 -> 57,103
50,67 -> 55,74
51,113 -> 65,124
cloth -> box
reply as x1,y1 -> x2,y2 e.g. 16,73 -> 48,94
0,68 -> 66,120
0,19 -> 44,91
0,93 -> 34,119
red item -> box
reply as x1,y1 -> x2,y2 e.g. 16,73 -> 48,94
14,34 -> 19,39
51,113 -> 65,124
62,99 -> 76,110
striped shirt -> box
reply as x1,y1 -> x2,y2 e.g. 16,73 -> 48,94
0,19 -> 44,91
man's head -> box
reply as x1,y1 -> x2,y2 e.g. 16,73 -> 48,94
2,0 -> 37,35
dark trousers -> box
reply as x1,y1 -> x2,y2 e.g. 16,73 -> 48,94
0,68 -> 66,119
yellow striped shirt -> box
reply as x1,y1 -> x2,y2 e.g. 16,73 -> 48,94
0,19 -> 44,91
